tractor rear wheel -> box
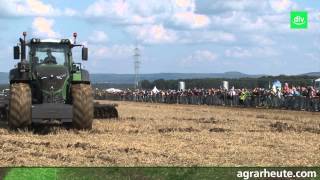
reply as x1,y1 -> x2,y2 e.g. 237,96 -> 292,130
8,83 -> 32,129
72,84 -> 93,130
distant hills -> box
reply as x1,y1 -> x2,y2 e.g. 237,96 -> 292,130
301,72 -> 320,77
0,72 -> 9,84
90,72 -> 265,84
0,71 -> 319,85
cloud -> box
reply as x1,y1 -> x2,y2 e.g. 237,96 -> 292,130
32,17 -> 59,38
127,25 -> 236,45
225,46 -> 279,59
85,0 -> 210,29
89,44 -> 145,60
196,0 -> 269,15
0,0 -> 77,17
171,0 -> 210,29
173,12 -> 210,29
196,0 -> 295,14
84,43 -> 147,73
183,50 -> 218,65
195,0 -> 298,35
208,9 -> 294,35
16,0 -> 58,16
175,0 -> 195,10
85,0 -> 157,24
305,53 -> 320,62
225,47 -> 252,58
85,0 -> 128,18
89,30 -> 108,44
89,44 -> 142,67
180,30 -> 236,43
64,8 -> 77,17
127,24 -> 178,44
92,45 -> 132,60
250,35 -> 275,46
254,47 -> 280,57
269,0 -> 296,13
210,11 -> 272,32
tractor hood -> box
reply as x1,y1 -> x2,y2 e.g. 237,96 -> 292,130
35,65 -> 69,103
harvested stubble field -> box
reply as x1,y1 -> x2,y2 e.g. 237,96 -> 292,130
0,100 -> 319,166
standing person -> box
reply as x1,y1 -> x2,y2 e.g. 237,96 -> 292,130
239,89 -> 246,106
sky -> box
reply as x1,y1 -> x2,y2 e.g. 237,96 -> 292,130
0,0 -> 320,75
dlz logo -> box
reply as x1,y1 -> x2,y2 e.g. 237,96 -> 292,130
291,11 -> 308,29
293,16 -> 305,26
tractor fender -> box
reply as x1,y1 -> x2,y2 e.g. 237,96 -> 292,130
72,69 -> 90,84
9,68 -> 30,83
81,69 -> 90,82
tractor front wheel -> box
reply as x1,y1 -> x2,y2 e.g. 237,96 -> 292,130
72,84 -> 93,130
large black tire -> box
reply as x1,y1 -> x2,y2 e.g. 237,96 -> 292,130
72,84 -> 93,130
8,83 -> 32,129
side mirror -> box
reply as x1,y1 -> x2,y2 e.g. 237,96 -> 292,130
82,47 -> 88,61
13,46 -> 20,60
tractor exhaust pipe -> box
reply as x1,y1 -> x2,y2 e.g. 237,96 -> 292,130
20,32 -> 27,61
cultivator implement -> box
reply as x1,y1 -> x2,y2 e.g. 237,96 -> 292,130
94,102 -> 118,119
0,93 -> 8,121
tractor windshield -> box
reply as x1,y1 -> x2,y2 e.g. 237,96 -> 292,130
32,45 -> 68,66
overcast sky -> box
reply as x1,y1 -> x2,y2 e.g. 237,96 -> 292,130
0,0 -> 320,75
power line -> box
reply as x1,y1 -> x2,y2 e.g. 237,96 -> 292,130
133,44 -> 141,89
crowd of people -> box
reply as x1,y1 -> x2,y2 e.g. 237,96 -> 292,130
94,83 -> 320,112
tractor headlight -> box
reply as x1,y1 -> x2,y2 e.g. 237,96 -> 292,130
31,38 -> 40,43
61,39 -> 70,44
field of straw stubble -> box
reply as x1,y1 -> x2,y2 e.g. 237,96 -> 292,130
0,100 -> 319,166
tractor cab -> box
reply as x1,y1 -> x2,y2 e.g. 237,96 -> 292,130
30,42 -> 72,104
31,42 -> 67,66
22,37 -> 87,73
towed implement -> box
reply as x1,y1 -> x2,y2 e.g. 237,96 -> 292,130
0,89 -> 9,121
4,32 -> 118,130
94,102 -> 118,119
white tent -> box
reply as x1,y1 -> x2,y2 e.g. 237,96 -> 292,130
106,88 -> 123,93
315,78 -> 320,90
152,86 -> 160,94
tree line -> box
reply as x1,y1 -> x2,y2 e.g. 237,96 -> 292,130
140,75 -> 318,90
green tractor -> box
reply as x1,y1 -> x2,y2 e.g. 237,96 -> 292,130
9,32 -> 94,130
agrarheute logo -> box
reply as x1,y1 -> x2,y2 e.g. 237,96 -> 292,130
291,11 -> 308,29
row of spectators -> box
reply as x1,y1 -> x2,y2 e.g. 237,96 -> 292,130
94,84 -> 320,112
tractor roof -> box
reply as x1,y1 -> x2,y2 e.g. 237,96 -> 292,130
29,38 -> 72,45
39,39 -> 64,43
